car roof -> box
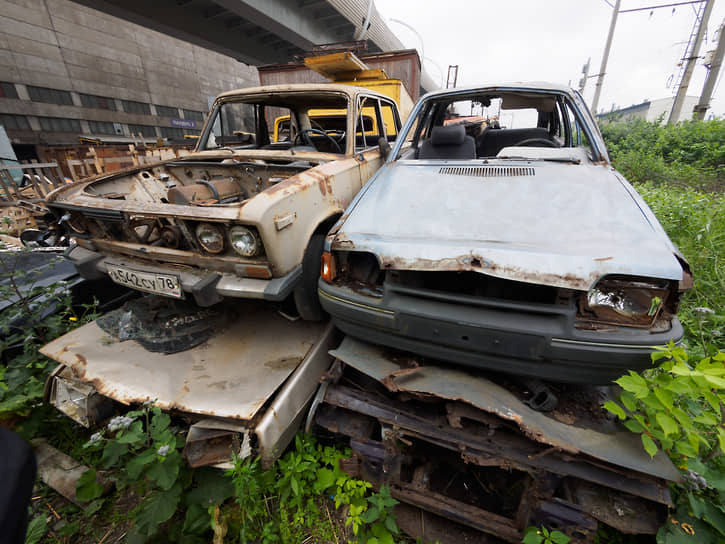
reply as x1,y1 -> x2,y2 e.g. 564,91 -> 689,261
419,82 -> 575,101
215,83 -> 390,101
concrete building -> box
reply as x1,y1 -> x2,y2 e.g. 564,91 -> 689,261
597,96 -> 700,124
0,0 -> 259,157
0,0 -> 437,160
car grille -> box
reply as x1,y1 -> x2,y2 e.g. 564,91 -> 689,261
387,270 -> 563,307
438,166 -> 535,177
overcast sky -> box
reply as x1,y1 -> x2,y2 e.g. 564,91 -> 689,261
375,0 -> 725,118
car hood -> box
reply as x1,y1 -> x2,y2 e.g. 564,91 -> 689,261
332,161 -> 684,291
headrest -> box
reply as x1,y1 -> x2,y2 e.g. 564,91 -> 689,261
431,125 -> 466,146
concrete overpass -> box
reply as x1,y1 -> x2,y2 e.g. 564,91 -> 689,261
69,0 -> 438,92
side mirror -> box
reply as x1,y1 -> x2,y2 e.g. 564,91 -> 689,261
378,137 -> 391,160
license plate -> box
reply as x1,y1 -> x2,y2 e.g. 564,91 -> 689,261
108,265 -> 183,298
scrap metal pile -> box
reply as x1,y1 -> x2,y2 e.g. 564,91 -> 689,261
310,337 -> 677,543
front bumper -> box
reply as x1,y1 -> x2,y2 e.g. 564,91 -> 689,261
67,245 -> 301,307
318,281 -> 683,384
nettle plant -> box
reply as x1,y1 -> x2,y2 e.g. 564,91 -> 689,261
79,403 -> 235,543
604,343 -> 725,543
225,434 -> 401,544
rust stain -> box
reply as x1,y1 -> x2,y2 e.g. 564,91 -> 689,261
264,357 -> 301,370
374,253 -> 593,291
594,256 -> 613,262
70,354 -> 88,379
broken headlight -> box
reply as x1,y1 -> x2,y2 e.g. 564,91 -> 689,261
48,367 -> 114,427
578,277 -> 670,328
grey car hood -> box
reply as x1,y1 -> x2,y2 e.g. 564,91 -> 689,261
333,161 -> 684,291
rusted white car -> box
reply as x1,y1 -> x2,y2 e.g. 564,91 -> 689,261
319,83 -> 692,383
46,84 -> 402,319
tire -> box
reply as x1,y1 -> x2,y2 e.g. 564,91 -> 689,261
293,233 -> 326,321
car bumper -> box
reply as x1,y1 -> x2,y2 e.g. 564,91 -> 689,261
318,281 -> 684,384
67,245 -> 301,307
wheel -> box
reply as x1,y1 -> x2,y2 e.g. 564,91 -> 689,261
293,234 -> 326,321
514,137 -> 558,147
292,129 -> 342,153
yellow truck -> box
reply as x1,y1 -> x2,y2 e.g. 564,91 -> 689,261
272,52 -> 414,142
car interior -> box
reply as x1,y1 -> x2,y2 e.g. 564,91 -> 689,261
407,91 -> 593,160
202,92 -> 400,155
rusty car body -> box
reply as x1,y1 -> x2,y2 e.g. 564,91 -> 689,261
310,336 -> 680,543
319,83 -> 692,383
40,297 -> 339,468
46,84 -> 402,319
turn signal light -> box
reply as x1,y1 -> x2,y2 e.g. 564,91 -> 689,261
320,251 -> 336,283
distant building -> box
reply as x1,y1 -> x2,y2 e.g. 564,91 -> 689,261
597,96 -> 700,124
0,0 -> 258,158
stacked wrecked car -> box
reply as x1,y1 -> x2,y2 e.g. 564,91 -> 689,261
41,82 -> 691,543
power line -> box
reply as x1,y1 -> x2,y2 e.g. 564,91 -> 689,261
619,1 -> 704,14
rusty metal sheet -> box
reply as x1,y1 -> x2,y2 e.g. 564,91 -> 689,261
255,324 -> 339,467
329,336 -> 680,482
40,302 -> 325,420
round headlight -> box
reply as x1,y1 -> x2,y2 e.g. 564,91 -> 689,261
228,226 -> 260,257
195,223 -> 225,253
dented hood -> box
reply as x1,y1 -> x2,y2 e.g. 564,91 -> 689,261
334,161 -> 684,290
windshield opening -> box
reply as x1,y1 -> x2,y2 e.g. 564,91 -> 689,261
199,92 -> 350,154
398,90 -> 595,162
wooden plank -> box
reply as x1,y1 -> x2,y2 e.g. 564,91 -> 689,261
0,169 -> 20,200
0,170 -> 16,200
32,439 -> 113,505
0,162 -> 59,170
53,165 -> 67,188
29,160 -> 50,196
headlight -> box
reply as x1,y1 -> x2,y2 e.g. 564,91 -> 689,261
196,223 -> 225,253
228,226 -> 260,257
579,277 -> 669,328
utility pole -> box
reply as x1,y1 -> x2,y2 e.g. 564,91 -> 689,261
668,0 -> 714,124
694,18 -> 725,120
591,0 -> 621,114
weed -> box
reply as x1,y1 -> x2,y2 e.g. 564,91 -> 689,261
225,434 -> 400,543
80,402 -> 234,543
0,245 -> 99,423
604,344 -> 725,542
522,525 -> 570,544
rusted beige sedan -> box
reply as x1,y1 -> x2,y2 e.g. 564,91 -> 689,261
46,84 -> 402,319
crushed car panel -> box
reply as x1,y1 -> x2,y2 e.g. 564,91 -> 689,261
40,301 -> 325,421
312,337 -> 679,542
330,336 -> 680,483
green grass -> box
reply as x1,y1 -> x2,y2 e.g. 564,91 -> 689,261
634,183 -> 725,355
635,183 -> 725,356
599,118 -> 725,355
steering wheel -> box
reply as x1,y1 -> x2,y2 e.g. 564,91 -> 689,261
514,138 -> 558,147
293,129 -> 342,153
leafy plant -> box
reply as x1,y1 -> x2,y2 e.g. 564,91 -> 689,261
605,344 -> 725,542
604,344 -> 725,460
0,244 -> 99,420
225,434 -> 400,543
522,525 -> 571,544
80,402 -> 234,542
24,515 -> 48,544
